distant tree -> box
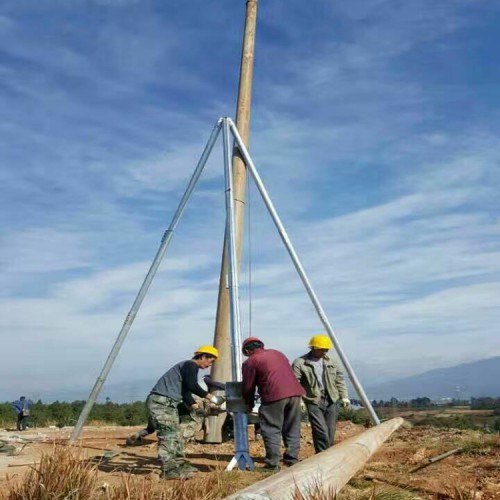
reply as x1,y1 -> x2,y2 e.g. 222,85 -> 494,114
471,397 -> 500,410
410,397 -> 432,408
0,402 -> 16,427
49,401 -> 74,427
493,418 -> 500,432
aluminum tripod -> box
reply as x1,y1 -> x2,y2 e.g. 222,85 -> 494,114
70,117 -> 380,473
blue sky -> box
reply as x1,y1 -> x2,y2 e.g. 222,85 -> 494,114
1,0 -> 499,402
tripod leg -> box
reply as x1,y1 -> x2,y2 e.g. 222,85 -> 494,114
228,118 -> 380,426
70,119 -> 223,444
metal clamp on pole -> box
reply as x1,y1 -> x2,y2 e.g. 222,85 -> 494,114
226,382 -> 247,412
225,382 -> 254,472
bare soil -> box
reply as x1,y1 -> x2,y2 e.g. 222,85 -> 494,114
1,422 -> 499,498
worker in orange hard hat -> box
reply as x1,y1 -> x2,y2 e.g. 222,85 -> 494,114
292,335 -> 349,453
241,336 -> 264,356
144,345 -> 225,480
241,336 -> 304,471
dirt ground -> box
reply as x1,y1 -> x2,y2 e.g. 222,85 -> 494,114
1,422 -> 499,498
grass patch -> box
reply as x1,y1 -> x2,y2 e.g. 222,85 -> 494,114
104,468 -> 243,500
0,445 -> 420,500
348,478 -> 373,489
2,446 -> 98,500
414,415 -> 479,430
456,434 -> 500,455
336,485 -> 420,500
0,446 -> 249,500
453,485 -> 479,500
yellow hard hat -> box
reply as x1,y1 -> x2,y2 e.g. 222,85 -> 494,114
194,345 -> 219,359
308,335 -> 333,350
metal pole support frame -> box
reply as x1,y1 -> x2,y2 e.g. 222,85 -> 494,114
222,118 -> 255,471
70,113 -> 378,473
227,118 -> 380,426
69,119 -> 223,444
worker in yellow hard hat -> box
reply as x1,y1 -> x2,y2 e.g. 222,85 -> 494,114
292,335 -> 350,453
144,344 -> 224,480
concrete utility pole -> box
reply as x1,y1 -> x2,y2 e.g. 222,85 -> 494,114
226,418 -> 404,500
205,0 -> 258,443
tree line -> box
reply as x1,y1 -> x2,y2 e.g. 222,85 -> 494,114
0,398 -> 370,429
369,396 -> 500,410
470,397 -> 500,411
2,396 -> 498,430
0,398 -> 148,428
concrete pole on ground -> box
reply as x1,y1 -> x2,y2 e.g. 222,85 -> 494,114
205,0 -> 258,443
225,418 -> 404,500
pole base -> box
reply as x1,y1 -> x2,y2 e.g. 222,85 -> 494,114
226,452 -> 255,471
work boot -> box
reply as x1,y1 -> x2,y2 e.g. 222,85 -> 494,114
283,454 -> 300,467
257,463 -> 281,473
160,464 -> 197,480
126,432 -> 143,446
182,464 -> 199,473
161,469 -> 193,480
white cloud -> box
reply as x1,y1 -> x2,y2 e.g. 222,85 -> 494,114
1,0 -> 499,401
0,228 -> 91,273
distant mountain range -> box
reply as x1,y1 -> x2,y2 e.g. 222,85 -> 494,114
26,356 -> 500,403
365,356 -> 500,401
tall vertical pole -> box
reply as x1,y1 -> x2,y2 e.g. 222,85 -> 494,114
206,0 -> 259,443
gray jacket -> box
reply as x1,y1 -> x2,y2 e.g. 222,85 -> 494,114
292,353 -> 348,405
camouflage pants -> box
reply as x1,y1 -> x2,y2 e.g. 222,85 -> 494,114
147,394 -> 186,473
179,409 -> 203,441
146,394 -> 203,473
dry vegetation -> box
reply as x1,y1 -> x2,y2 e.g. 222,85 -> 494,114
0,447 -> 427,500
1,446 -> 244,500
0,447 -> 484,500
0,421 -> 498,499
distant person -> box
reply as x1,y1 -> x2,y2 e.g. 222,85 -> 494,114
146,345 -> 225,480
241,337 -> 304,471
12,396 -> 33,431
292,335 -> 350,453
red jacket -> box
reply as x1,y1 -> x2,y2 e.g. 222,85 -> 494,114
242,348 -> 304,406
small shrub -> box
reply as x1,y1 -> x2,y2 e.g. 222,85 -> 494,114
339,408 -> 369,425
415,415 -> 478,431
459,434 -> 500,455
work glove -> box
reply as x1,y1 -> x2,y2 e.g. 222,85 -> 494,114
190,402 -> 211,418
340,398 -> 350,408
207,403 -> 226,416
209,394 -> 226,406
